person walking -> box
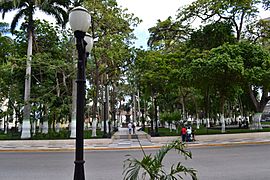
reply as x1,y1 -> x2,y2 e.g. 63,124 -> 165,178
181,127 -> 187,142
132,122 -> 136,134
192,128 -> 196,141
187,126 -> 192,142
128,122 -> 132,134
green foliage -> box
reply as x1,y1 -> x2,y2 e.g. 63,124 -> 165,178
148,17 -> 191,51
135,50 -> 172,97
0,22 -> 9,35
239,42 -> 270,86
0,23 -> 14,63
262,0 -> 270,9
160,111 -> 182,124
189,21 -> 236,50
0,0 -> 70,33
190,43 -> 245,102
246,18 -> 270,47
178,0 -> 261,40
32,129 -> 70,140
151,128 -> 179,136
123,140 -> 197,180
0,129 -> 104,140
0,130 -> 21,140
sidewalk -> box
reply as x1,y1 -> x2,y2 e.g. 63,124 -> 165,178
0,132 -> 270,151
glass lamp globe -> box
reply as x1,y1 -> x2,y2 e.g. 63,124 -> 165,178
84,33 -> 94,53
69,6 -> 91,33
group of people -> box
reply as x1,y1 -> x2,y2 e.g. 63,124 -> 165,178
181,126 -> 195,142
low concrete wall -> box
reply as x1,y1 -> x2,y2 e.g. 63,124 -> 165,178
151,132 -> 270,144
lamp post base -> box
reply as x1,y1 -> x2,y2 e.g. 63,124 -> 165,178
74,160 -> 85,180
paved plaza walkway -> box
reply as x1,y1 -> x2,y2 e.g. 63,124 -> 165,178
0,129 -> 270,151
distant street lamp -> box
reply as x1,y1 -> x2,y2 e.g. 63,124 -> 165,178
69,6 -> 92,180
84,33 -> 94,57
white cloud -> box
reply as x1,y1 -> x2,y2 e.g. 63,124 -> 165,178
1,10 -> 56,29
1,1 -> 192,47
1,1 -> 268,48
117,0 -> 194,28
117,0 -> 195,48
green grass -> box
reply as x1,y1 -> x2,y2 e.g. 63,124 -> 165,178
0,131 -> 21,140
145,126 -> 270,137
1,126 -> 270,140
152,127 -> 180,136
0,129 -> 105,140
261,121 -> 270,125
195,127 -> 270,135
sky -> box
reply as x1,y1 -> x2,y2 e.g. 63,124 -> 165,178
1,0 -> 269,48
116,0 -> 195,48
0,0 -> 195,48
117,0 -> 270,48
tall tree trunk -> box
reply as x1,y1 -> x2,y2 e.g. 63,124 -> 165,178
91,75 -> 98,137
70,79 -> 77,138
205,87 -> 210,128
91,59 -> 99,137
154,96 -> 159,136
21,30 -> 33,139
248,85 -> 269,129
133,93 -> 136,123
70,45 -> 77,138
137,90 -> 141,125
220,95 -> 226,133
4,116 -> 8,134
150,94 -> 154,136
110,84 -> 117,130
42,105 -> 48,134
180,97 -> 186,121
105,80 -> 109,134
192,95 -> 200,129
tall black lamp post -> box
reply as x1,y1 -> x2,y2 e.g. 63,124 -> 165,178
69,6 -> 93,180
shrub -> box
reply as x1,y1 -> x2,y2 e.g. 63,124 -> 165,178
123,139 -> 197,180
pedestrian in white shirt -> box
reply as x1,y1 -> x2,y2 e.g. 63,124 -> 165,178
187,126 -> 192,142
128,122 -> 132,134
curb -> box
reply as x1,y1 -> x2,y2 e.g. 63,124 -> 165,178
0,140 -> 270,152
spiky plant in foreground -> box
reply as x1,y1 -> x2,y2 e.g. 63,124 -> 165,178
123,140 -> 197,180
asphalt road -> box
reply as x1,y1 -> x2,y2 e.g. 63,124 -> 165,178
0,144 -> 269,180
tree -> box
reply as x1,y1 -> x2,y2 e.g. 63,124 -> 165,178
178,0 -> 260,41
0,0 -> 70,138
188,21 -> 236,50
190,43 -> 244,132
84,0 -> 140,137
0,22 -> 13,63
239,42 -> 270,129
246,17 -> 270,49
262,0 -> 270,9
134,50 -> 173,135
147,16 -> 191,51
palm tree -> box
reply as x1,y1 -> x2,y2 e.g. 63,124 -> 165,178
0,22 -> 13,62
123,140 -> 198,180
0,0 -> 70,139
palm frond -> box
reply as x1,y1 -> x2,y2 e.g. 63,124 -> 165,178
10,7 -> 28,33
123,139 -> 197,180
39,2 -> 68,27
167,162 -> 198,180
123,154 -> 156,180
123,156 -> 143,180
0,0 -> 16,19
